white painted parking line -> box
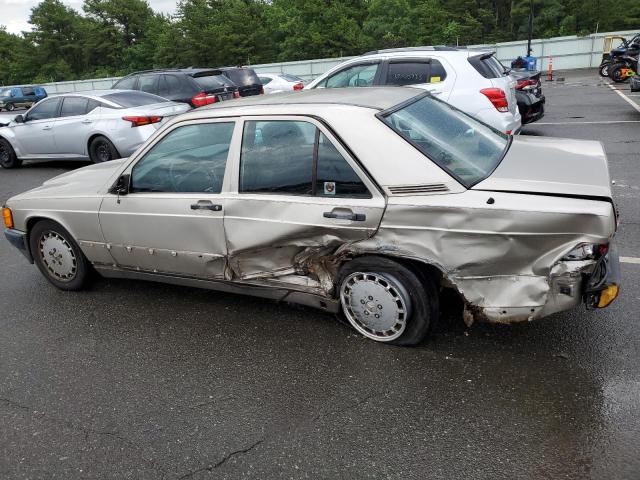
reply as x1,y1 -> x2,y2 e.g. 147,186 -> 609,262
534,120 -> 640,125
607,83 -> 640,113
621,257 -> 640,265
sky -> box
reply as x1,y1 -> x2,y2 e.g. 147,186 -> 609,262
1,0 -> 178,34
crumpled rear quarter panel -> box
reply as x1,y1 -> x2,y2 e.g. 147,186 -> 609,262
347,190 -> 616,322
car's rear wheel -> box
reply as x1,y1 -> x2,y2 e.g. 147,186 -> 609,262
0,138 -> 21,169
89,136 -> 120,163
29,220 -> 91,291
337,257 -> 438,346
6,103 -> 14,112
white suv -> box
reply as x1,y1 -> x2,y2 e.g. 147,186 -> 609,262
306,47 -> 521,134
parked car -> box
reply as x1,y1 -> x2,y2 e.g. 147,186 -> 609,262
258,73 -> 305,94
112,69 -> 240,107
305,47 -> 521,134
0,90 -> 190,168
510,69 -> 545,124
0,86 -> 47,111
2,88 -> 619,346
214,67 -> 264,97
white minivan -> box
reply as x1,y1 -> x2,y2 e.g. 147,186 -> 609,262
305,47 -> 521,134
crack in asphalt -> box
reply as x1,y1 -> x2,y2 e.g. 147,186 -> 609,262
0,396 -> 167,479
177,439 -> 264,479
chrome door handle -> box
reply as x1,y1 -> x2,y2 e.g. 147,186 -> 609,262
324,210 -> 366,221
81,119 -> 93,124
191,200 -> 222,211
42,125 -> 52,130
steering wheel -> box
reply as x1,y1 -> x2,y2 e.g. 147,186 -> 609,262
168,155 -> 220,192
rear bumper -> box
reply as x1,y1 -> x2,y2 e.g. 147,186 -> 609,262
4,228 -> 33,263
518,92 -> 546,125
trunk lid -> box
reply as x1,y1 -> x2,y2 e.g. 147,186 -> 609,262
124,101 -> 191,129
473,136 -> 613,199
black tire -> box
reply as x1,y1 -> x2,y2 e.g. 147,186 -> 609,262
337,256 -> 439,346
29,220 -> 92,291
0,138 -> 21,169
89,136 -> 120,163
6,103 -> 15,112
598,63 -> 610,77
609,64 -> 630,83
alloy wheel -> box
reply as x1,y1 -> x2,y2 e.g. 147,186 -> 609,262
38,231 -> 77,281
340,271 -> 411,341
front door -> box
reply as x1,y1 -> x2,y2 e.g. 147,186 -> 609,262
223,117 -> 385,281
13,97 -> 61,157
98,120 -> 238,279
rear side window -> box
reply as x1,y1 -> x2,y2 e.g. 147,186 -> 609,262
60,97 -> 89,117
385,60 -> 447,86
102,91 -> 166,107
240,120 -> 370,198
468,54 -> 507,79
113,76 -> 137,90
22,87 -> 35,96
324,63 -> 379,88
138,75 -> 159,94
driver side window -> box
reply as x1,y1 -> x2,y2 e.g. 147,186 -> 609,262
27,98 -> 61,121
324,63 -> 380,88
131,122 -> 235,193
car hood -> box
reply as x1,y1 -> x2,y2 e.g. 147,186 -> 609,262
473,136 -> 613,199
13,159 -> 127,200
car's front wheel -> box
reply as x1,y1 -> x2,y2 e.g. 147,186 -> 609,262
598,63 -> 610,77
89,136 -> 120,163
337,257 -> 438,346
6,103 -> 14,112
0,138 -> 21,169
29,220 -> 92,291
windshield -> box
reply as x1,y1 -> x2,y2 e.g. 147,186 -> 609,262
380,94 -> 509,187
0,89 -> 10,97
102,91 -> 167,107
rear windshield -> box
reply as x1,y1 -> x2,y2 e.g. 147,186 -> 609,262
281,74 -> 303,82
193,74 -> 233,91
222,68 -> 260,86
380,94 -> 509,187
102,91 -> 167,107
468,53 -> 508,79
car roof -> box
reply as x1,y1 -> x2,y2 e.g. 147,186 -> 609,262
196,86 -> 423,113
358,46 -> 492,60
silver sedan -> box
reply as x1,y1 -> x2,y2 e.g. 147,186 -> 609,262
0,90 -> 191,168
2,87 -> 621,345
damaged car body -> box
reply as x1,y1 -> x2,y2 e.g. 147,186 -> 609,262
2,87 -> 621,345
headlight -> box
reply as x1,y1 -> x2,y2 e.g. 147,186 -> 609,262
562,243 -> 598,261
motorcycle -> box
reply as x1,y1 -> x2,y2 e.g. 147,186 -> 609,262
609,51 -> 639,83
599,34 -> 640,77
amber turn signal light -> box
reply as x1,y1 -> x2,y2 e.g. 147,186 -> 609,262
2,207 -> 14,229
598,284 -> 619,308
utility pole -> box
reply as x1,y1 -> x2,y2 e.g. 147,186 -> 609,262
527,0 -> 534,56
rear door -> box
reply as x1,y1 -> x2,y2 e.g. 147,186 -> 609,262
138,74 -> 160,96
223,116 -> 385,280
379,57 -> 455,100
53,96 -> 92,156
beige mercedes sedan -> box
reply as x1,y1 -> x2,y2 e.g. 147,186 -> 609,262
2,87 -> 621,345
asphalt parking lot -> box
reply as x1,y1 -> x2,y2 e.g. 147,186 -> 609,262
1,70 -> 639,479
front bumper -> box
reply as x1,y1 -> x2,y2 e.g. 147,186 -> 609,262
4,228 -> 33,263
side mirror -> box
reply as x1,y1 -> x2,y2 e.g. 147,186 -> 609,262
109,174 -> 130,196
14,114 -> 25,124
